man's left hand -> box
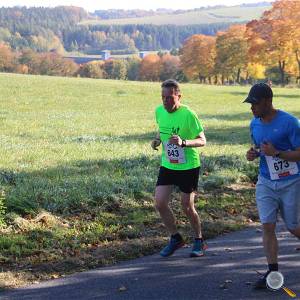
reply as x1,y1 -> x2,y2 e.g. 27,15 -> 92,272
169,135 -> 182,146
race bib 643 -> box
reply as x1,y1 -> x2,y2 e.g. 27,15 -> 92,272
164,142 -> 186,164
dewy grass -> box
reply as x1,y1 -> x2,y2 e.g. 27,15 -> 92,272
0,73 -> 299,287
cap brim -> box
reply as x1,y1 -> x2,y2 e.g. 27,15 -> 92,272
243,96 -> 259,104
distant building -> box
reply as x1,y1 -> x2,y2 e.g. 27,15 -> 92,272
65,50 -> 111,65
100,50 -> 110,60
139,51 -> 149,59
65,56 -> 102,64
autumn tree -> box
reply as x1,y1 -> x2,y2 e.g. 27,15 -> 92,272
18,49 -> 41,74
103,59 -> 128,80
246,63 -> 266,81
38,53 -> 78,76
0,43 -> 15,72
0,27 -> 11,43
126,56 -> 141,81
181,34 -> 216,83
29,32 -> 65,54
271,1 -> 300,83
246,1 -> 297,85
139,54 -> 161,81
19,50 -> 78,76
215,25 -> 248,84
159,54 -> 181,81
78,61 -> 105,79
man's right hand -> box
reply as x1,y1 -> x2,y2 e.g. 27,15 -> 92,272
246,147 -> 259,161
151,138 -> 161,151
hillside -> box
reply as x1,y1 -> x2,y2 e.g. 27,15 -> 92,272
0,4 -> 272,54
82,4 -> 271,26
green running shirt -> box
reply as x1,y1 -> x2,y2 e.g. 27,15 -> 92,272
155,104 -> 204,170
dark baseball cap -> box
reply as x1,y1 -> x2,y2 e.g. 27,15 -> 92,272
243,83 -> 273,104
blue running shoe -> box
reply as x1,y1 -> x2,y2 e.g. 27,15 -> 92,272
190,239 -> 208,257
160,236 -> 184,257
254,271 -> 270,289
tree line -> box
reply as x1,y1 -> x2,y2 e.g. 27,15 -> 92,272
0,6 -> 87,54
181,0 -> 300,85
0,6 -> 234,53
0,45 -> 184,81
0,0 -> 299,85
82,24 -> 231,53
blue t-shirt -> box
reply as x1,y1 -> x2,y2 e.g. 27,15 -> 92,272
250,110 -> 300,180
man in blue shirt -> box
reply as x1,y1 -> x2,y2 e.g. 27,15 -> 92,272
245,83 -> 300,289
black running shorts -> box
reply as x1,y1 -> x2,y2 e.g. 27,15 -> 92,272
156,166 -> 200,193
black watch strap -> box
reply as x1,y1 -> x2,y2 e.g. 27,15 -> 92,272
275,151 -> 281,158
182,139 -> 187,147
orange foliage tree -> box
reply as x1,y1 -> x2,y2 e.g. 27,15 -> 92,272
139,54 -> 161,81
271,1 -> 300,82
215,25 -> 248,84
0,43 -> 15,72
181,34 -> 216,83
159,54 -> 181,81
246,1 -> 299,85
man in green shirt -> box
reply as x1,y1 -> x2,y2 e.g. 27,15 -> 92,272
151,79 -> 207,257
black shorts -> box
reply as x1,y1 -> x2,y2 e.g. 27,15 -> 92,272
156,166 -> 200,193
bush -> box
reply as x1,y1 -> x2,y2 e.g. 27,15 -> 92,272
200,154 -> 258,191
0,192 -> 6,226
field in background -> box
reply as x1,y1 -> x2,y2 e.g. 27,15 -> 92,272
0,73 -> 299,288
82,5 -> 271,26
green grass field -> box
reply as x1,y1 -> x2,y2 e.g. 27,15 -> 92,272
0,73 -> 299,287
82,5 -> 271,26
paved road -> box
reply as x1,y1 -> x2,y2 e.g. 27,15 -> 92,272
1,224 -> 300,300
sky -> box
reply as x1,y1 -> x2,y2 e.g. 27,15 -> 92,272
1,0 -> 273,12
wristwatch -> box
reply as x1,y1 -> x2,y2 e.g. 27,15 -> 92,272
274,150 -> 281,158
181,139 -> 187,148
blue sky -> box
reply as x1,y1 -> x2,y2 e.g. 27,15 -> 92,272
2,0 -> 273,12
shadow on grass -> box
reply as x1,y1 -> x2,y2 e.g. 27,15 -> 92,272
66,132 -> 158,144
205,125 -> 250,145
202,112 -> 252,122
118,126 -> 251,145
122,132 -> 157,142
1,149 -> 256,217
229,91 -> 248,97
0,155 -> 160,215
275,94 -> 300,99
230,90 -> 300,100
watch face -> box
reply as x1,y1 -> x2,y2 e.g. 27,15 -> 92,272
266,271 -> 284,290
